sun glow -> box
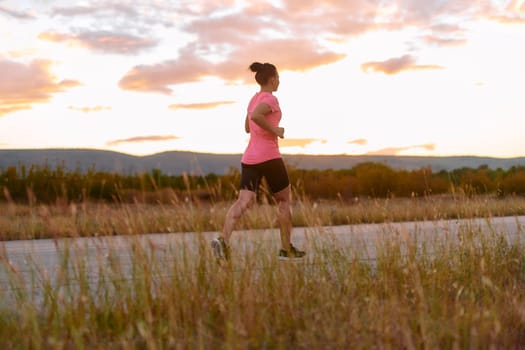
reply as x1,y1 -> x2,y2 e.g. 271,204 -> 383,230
0,1 -> 524,157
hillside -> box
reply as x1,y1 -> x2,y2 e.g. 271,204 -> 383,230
1,149 -> 524,175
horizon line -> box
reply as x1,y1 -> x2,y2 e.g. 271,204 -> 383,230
0,147 -> 524,159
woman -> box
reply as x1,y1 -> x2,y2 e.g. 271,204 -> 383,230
211,62 -> 306,261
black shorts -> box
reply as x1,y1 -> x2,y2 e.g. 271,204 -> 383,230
240,158 -> 290,194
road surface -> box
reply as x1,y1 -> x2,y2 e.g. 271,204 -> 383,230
1,215 -> 524,307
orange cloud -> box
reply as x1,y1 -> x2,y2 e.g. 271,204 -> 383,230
361,55 -> 443,75
490,14 -> 525,24
347,138 -> 368,146
119,40 -> 345,93
279,138 -> 327,148
422,35 -> 467,47
118,45 -> 213,94
120,0 -> 502,94
244,40 -> 346,72
169,101 -> 235,110
0,59 -> 80,116
39,31 -> 157,54
367,144 -> 436,155
68,106 -> 112,113
6,48 -> 40,59
106,135 -> 179,146
184,14 -> 265,46
41,1 -> 511,96
38,32 -> 71,42
506,0 -> 525,11
421,23 -> 468,47
488,0 -> 525,24
279,1 -> 384,37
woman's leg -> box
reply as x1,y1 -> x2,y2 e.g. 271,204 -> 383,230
273,185 -> 292,251
222,189 -> 256,243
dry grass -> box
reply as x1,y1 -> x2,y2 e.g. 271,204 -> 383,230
0,193 -> 524,241
1,194 -> 525,348
0,221 -> 524,348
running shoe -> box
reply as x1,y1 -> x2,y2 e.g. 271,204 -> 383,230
211,237 -> 230,261
278,244 -> 306,260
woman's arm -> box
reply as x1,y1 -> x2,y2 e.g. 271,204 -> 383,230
250,103 -> 284,138
245,114 -> 250,133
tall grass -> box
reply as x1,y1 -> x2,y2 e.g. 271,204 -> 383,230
1,193 -> 525,348
1,193 -> 524,240
1,219 -> 524,348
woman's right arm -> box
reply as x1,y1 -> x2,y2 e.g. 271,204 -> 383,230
250,103 -> 284,138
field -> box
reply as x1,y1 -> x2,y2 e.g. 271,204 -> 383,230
1,194 -> 525,348
1,193 -> 525,241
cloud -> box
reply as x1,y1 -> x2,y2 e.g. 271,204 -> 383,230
106,135 -> 180,146
361,54 -> 443,75
387,0 -> 486,26
169,101 -> 235,110
118,46 -> 212,94
52,4 -> 137,17
119,0 -> 499,94
51,5 -> 100,16
51,3 -> 176,28
241,40 -> 346,72
38,32 -> 71,42
184,13 -> 267,46
68,105 -> 112,113
422,35 -> 467,47
421,23 -> 468,47
0,4 -> 35,19
42,1 -> 507,95
39,31 -> 158,55
491,14 -> 525,24
275,1 -> 388,37
347,138 -> 368,146
279,138 -> 327,148
367,144 -> 436,155
174,1 -> 239,16
6,48 -> 40,59
0,59 -> 80,117
486,0 -> 525,24
119,40 -> 345,93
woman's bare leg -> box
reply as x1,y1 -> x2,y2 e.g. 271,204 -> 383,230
273,185 -> 292,251
221,189 -> 256,244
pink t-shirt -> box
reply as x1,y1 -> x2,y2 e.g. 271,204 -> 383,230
241,92 -> 282,164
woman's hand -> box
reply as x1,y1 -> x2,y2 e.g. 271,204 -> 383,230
274,127 -> 285,138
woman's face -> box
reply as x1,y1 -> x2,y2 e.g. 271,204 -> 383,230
271,73 -> 280,91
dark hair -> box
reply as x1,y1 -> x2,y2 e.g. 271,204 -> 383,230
249,62 -> 277,85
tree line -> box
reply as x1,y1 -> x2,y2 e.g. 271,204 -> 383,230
1,162 -> 525,205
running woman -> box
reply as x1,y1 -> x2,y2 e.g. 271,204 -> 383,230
211,62 -> 306,261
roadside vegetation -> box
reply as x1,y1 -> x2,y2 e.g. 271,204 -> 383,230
1,215 -> 524,348
1,162 -> 525,347
1,162 -> 525,240
0,194 -> 525,241
2,162 -> 525,205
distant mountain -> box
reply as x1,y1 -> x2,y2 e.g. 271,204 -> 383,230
1,149 -> 524,175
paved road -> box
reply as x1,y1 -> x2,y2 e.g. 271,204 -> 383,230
1,215 -> 524,306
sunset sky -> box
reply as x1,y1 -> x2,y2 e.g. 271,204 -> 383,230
1,0 -> 524,157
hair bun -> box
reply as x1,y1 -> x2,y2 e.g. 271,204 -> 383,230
249,62 -> 264,72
